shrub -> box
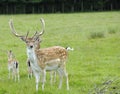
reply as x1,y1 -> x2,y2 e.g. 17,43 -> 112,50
108,28 -> 117,34
89,31 -> 105,39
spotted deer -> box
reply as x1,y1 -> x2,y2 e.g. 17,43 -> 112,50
7,50 -> 20,82
27,36 -> 57,85
9,18 -> 69,91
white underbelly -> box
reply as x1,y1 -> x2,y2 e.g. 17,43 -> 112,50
45,59 -> 60,71
45,64 -> 58,71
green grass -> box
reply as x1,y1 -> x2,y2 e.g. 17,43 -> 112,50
0,11 -> 120,94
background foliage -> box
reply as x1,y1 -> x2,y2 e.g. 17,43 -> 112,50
0,0 -> 120,14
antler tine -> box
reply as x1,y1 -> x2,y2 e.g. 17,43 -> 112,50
32,31 -> 38,38
36,18 -> 45,37
25,31 -> 29,40
9,19 -> 23,37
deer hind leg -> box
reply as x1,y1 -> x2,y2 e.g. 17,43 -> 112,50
16,63 -> 20,81
12,69 -> 15,80
14,68 -> 17,82
50,71 -> 56,85
57,67 -> 69,90
28,67 -> 32,79
53,71 -> 56,83
12,69 -> 16,82
63,69 -> 69,90
18,72 -> 20,81
17,68 -> 20,81
50,71 -> 53,85
57,68 -> 63,89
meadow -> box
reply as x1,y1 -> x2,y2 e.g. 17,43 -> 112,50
0,11 -> 120,94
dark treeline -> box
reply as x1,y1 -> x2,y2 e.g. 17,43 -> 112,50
0,0 -> 120,14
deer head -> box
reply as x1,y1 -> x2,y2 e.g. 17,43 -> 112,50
9,18 -> 45,49
8,50 -> 14,60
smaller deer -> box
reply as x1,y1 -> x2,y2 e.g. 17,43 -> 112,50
7,50 -> 20,82
27,59 -> 33,79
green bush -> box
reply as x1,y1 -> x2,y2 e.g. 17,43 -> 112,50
89,31 -> 105,39
108,28 -> 117,34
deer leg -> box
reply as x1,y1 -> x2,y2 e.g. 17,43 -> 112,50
63,68 -> 69,90
41,69 -> 46,90
14,69 -> 17,82
57,68 -> 63,89
18,73 -> 20,81
30,71 -> 33,78
28,74 -> 30,79
28,69 -> 30,79
28,67 -> 32,79
34,71 -> 40,91
8,69 -> 11,79
12,69 -> 14,80
53,71 -> 56,83
17,69 -> 20,81
50,71 -> 56,85
15,73 -> 16,82
50,72 -> 53,85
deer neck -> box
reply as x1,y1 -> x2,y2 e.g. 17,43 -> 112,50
27,47 -> 37,63
27,47 -> 42,71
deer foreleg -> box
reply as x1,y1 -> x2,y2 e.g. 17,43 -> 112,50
34,71 -> 40,91
41,69 -> 46,90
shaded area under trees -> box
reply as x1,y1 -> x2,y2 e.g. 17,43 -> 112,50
0,0 -> 120,14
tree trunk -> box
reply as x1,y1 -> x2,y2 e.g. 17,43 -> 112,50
52,5 -> 54,13
62,2 -> 64,13
110,4 -> 113,10
14,4 -> 16,14
91,5 -> 93,11
71,5 -> 74,12
6,3 -> 8,14
42,5 -> 44,13
81,1 -> 84,11
32,4 -> 35,14
23,4 -> 25,14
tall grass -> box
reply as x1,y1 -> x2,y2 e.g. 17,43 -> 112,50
0,11 -> 120,94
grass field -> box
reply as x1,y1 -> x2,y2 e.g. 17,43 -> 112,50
0,11 -> 120,94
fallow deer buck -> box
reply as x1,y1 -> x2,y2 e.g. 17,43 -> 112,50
26,37 -> 57,85
7,50 -> 20,82
9,18 -> 69,91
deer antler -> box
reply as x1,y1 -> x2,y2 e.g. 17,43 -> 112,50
35,18 -> 45,37
32,31 -> 38,38
9,19 -> 23,37
9,18 -> 45,39
9,19 -> 29,41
